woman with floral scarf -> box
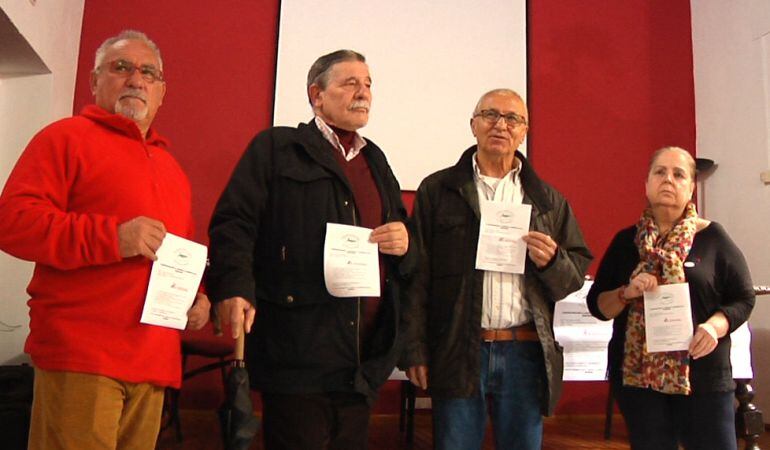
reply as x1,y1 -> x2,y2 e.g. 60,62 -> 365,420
586,146 -> 755,450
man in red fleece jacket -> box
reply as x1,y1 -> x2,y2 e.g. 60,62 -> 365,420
0,30 -> 210,450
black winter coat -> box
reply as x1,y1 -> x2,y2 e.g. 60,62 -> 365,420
206,121 -> 416,402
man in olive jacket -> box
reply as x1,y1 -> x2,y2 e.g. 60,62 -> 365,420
207,50 -> 415,450
402,89 -> 592,450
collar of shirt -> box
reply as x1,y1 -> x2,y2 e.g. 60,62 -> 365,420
471,151 -> 522,201
81,104 -> 169,147
314,116 -> 366,161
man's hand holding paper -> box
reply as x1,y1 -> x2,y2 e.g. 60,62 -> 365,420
140,233 -> 208,330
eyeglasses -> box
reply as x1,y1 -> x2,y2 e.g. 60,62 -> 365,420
101,59 -> 164,83
473,109 -> 527,127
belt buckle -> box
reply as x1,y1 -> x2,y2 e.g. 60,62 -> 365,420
483,329 -> 506,342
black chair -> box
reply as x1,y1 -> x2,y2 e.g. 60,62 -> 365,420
163,329 -> 235,442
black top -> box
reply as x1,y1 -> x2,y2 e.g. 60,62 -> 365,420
586,222 -> 755,393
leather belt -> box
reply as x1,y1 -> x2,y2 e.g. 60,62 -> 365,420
481,323 -> 539,342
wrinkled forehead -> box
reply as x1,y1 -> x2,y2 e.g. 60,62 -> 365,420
104,39 -> 161,67
650,149 -> 696,178
328,60 -> 371,81
478,93 -> 528,118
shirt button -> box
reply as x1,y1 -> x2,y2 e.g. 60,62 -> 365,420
344,200 -> 349,206
349,321 -> 355,326
286,295 -> 294,303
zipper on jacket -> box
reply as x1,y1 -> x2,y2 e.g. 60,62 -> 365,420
281,245 -> 287,261
351,199 -> 361,366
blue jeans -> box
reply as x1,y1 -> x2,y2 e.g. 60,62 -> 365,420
432,341 -> 546,450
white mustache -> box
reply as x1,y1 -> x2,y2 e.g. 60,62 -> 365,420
119,89 -> 147,103
349,101 -> 370,111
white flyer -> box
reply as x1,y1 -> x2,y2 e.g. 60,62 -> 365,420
553,280 -> 614,381
475,200 -> 531,274
140,233 -> 207,330
643,283 -> 694,352
323,223 -> 380,297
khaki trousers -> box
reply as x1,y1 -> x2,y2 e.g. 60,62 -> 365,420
28,368 -> 164,450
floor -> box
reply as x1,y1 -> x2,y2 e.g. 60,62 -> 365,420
156,410 -> 770,449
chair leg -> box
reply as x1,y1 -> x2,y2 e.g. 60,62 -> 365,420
399,381 -> 407,432
604,384 -> 614,440
170,354 -> 188,442
162,387 -> 183,443
735,379 -> 763,450
406,382 -> 416,444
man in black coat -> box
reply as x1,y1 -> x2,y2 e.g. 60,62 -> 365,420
402,89 -> 592,450
206,50 -> 416,450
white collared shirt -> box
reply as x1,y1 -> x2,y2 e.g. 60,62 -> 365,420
314,116 -> 366,161
472,152 -> 533,329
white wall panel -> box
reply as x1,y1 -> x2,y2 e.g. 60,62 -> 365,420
274,0 -> 527,189
692,0 -> 770,417
0,0 -> 84,364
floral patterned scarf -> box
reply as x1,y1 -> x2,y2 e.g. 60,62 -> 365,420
622,202 -> 698,395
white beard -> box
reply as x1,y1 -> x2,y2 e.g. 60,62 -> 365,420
115,99 -> 148,121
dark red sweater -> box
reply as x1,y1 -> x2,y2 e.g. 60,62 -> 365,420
329,127 -> 385,345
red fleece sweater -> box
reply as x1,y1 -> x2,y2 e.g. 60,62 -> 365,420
0,105 -> 193,388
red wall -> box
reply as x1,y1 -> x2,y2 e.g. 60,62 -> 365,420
74,0 -> 695,415
528,0 -> 696,414
74,0 -> 280,244
528,0 -> 696,274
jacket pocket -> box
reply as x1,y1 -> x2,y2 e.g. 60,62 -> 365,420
278,165 -> 333,183
431,215 -> 467,278
272,165 -> 337,275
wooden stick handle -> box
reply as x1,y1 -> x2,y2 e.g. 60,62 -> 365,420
235,331 -> 245,361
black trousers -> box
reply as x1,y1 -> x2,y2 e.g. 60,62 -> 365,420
614,384 -> 736,450
262,391 -> 370,450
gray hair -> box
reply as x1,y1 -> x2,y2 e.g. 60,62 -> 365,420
306,49 -> 366,103
473,88 -> 527,115
93,30 -> 163,72
649,146 -> 696,180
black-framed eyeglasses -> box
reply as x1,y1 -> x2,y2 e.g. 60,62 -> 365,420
473,109 -> 527,127
101,59 -> 164,83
